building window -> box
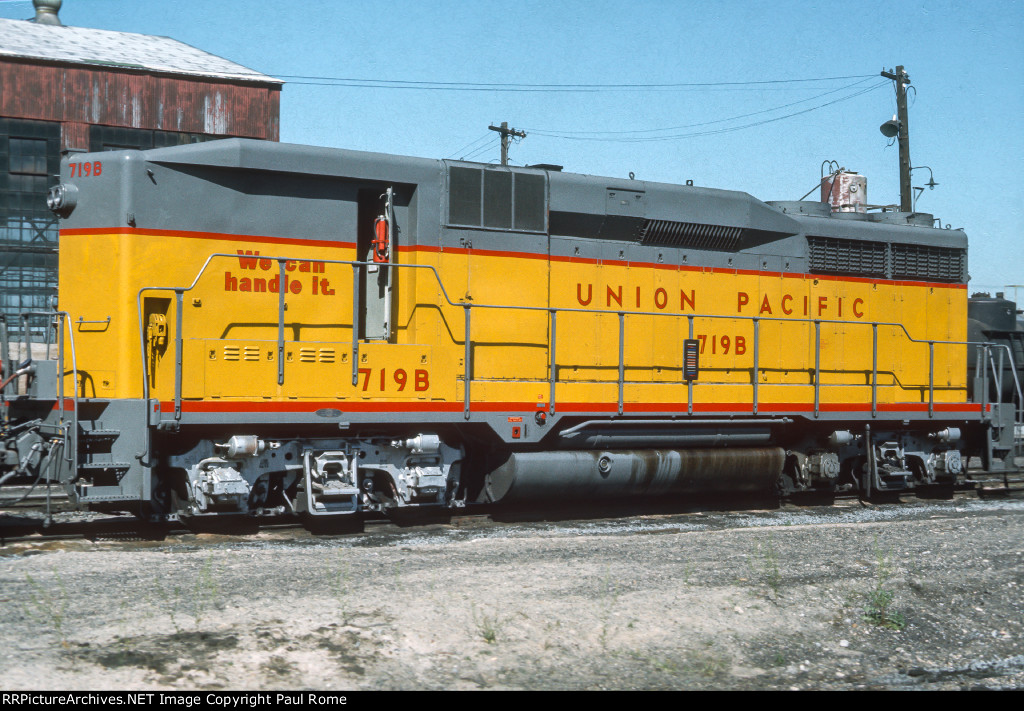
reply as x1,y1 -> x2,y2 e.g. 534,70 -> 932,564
89,125 -> 216,152
0,118 -> 61,333
9,138 -> 48,176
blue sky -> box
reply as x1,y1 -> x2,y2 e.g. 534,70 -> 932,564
4,0 -> 1022,292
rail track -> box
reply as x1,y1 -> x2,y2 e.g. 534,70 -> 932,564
2,469 -> 1020,548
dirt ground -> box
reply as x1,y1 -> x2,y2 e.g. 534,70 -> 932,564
1,496 -> 1022,691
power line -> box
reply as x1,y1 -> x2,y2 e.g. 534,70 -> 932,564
462,138 -> 497,162
527,82 -> 888,143
271,72 -> 876,89
269,73 -> 879,93
522,77 -> 877,136
445,132 -> 493,159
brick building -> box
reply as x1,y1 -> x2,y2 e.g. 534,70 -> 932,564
0,0 -> 281,332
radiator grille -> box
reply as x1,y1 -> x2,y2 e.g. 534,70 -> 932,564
891,243 -> 965,282
808,236 -> 965,282
639,220 -> 743,251
808,236 -> 887,277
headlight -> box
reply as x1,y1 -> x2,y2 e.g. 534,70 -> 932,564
47,183 -> 78,218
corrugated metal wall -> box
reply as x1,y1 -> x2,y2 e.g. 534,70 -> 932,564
0,59 -> 280,149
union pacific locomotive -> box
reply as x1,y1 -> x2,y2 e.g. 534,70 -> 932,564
1,139 -> 1019,520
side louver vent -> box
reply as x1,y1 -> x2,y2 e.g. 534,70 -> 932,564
639,220 -> 743,251
808,237 -> 887,277
808,236 -> 965,283
891,244 -> 965,282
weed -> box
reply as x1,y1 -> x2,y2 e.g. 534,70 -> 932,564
332,557 -> 352,622
693,651 -> 728,678
684,644 -> 729,678
750,537 -> 782,597
597,566 -> 622,650
191,555 -> 219,626
151,554 -> 221,632
862,536 -> 906,630
392,560 -> 403,593
681,560 -> 695,586
470,604 -> 505,644
21,570 -> 69,647
625,650 -> 680,674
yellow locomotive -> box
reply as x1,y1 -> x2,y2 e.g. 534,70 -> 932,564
1,139 -> 1014,520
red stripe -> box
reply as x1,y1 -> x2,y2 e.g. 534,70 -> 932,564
61,227 -> 357,251
159,399 -> 982,416
60,227 -> 967,291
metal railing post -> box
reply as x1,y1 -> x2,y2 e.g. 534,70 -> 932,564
549,309 -> 557,416
57,313 -> 64,425
752,318 -> 759,415
464,304 -> 472,420
997,345 -> 1005,420
928,341 -> 935,417
687,315 -> 694,415
814,320 -> 821,418
174,290 -> 183,421
980,345 -> 989,420
351,263 -> 360,386
871,323 -> 878,417
988,349 -> 1001,425
617,312 -> 625,416
277,259 -> 286,386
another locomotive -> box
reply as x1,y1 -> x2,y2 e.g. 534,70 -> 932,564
1,139 -> 1017,520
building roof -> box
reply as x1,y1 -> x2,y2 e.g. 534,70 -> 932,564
0,17 -> 282,84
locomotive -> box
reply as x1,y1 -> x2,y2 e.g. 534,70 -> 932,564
1,139 -> 1019,521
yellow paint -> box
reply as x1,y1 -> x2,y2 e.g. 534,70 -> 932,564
58,231 -> 968,410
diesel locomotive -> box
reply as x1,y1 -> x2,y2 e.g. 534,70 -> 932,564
1,139 -> 1019,521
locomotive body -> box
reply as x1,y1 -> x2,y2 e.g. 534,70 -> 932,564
1,139 -> 1013,520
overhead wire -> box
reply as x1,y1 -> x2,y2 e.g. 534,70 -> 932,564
525,81 -> 888,143
461,138 -> 497,162
269,73 -> 879,93
522,77 -> 878,136
445,132 -> 493,159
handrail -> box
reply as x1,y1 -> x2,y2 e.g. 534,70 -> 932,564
136,251 -> 1009,420
14,311 -> 78,472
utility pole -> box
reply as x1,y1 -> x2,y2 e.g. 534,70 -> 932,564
880,65 -> 912,212
488,122 -> 526,165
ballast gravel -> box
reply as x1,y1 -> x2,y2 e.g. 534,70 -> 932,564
1,496 -> 1022,690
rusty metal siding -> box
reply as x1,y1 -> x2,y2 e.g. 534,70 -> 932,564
1,61 -> 63,121
1,58 -> 279,140
62,121 -> 89,151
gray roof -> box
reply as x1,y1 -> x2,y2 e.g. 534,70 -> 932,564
0,18 -> 282,84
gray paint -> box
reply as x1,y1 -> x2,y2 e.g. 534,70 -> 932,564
61,139 -> 966,284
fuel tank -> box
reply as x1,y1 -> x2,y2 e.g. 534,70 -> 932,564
478,447 -> 785,504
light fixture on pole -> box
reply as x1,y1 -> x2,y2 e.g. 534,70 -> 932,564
879,117 -> 901,139
910,165 -> 938,212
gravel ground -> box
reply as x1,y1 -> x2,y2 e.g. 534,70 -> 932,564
1,496 -> 1023,691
